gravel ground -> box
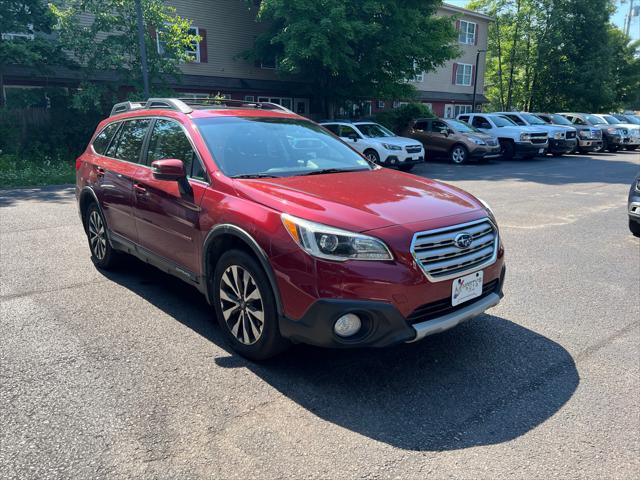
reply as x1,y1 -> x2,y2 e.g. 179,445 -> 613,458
1,150 -> 639,479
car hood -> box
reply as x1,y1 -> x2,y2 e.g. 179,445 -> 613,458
494,125 -> 546,135
232,169 -> 484,232
368,136 -> 422,147
537,124 -> 576,134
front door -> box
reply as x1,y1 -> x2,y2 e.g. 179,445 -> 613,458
132,118 -> 207,276
429,119 -> 452,154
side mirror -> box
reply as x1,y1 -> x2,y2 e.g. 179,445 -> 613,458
347,133 -> 359,142
440,128 -> 449,136
151,159 -> 186,181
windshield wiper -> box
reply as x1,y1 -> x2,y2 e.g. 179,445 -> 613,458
231,173 -> 280,179
298,168 -> 362,176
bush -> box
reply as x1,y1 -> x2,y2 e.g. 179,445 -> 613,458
374,102 -> 435,134
0,154 -> 75,188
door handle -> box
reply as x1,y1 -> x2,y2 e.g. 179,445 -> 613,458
96,167 -> 106,178
133,184 -> 147,195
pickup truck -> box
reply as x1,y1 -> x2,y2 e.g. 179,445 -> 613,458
534,113 -> 603,154
558,113 -> 623,152
496,112 -> 577,156
457,113 -> 549,160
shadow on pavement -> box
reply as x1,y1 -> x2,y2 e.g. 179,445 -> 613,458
100,258 -> 579,452
0,185 -> 75,208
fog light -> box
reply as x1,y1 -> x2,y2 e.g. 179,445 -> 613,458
334,313 -> 362,337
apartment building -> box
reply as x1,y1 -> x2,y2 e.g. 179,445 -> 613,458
2,1 -> 490,118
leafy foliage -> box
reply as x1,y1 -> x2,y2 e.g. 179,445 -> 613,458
374,102 -> 435,133
49,0 -> 199,101
469,0 -> 640,112
249,0 -> 458,115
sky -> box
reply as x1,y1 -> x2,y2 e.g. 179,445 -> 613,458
444,0 -> 639,41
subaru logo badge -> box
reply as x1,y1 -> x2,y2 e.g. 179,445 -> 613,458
454,232 -> 473,249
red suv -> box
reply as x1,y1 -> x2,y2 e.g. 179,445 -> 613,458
76,98 -> 505,360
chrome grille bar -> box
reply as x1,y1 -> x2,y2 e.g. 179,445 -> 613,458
410,218 -> 499,282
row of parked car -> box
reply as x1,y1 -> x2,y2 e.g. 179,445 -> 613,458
320,112 -> 640,167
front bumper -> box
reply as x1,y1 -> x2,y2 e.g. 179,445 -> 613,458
549,138 -> 577,154
629,201 -> 640,219
470,144 -> 502,160
514,142 -> 548,157
606,134 -> 623,145
279,266 -> 506,348
577,138 -> 603,150
382,151 -> 425,166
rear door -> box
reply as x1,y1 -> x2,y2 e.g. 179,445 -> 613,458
93,118 -> 150,242
131,118 -> 207,276
411,120 -> 432,153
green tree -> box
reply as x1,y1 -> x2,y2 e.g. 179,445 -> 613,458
0,0 -> 70,106
248,0 -> 459,117
49,0 -> 199,108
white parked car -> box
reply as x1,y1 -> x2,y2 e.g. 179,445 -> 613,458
320,121 -> 425,171
495,112 -> 578,156
457,113 -> 549,160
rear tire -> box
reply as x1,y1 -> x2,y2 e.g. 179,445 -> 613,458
85,203 -> 120,269
499,139 -> 515,160
212,250 -> 290,361
450,144 -> 469,164
630,219 -> 640,237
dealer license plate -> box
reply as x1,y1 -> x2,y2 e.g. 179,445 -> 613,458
451,270 -> 483,307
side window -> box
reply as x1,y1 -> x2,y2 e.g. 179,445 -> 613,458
506,114 -> 525,126
413,121 -> 428,131
430,120 -> 448,132
93,123 -> 120,155
472,116 -> 490,129
147,119 -> 206,180
113,119 -> 151,163
573,117 -> 586,125
323,124 -> 340,135
339,125 -> 359,138
459,115 -> 469,122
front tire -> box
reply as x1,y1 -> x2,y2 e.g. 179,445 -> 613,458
212,250 -> 289,360
450,145 -> 469,164
85,203 -> 120,269
364,149 -> 380,164
630,219 -> 640,237
499,139 -> 515,160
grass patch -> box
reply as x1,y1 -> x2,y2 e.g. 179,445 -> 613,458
0,154 -> 75,188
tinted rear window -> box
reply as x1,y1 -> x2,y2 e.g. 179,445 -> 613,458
113,119 -> 151,163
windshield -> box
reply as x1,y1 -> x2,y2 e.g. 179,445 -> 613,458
355,123 -> 395,138
490,115 -> 516,127
194,117 -> 373,178
446,119 -> 480,133
625,115 -> 640,125
548,114 -> 573,126
602,115 -> 620,124
585,114 -> 606,125
521,113 -> 547,125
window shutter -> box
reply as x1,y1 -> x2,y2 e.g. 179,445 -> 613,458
452,63 -> 458,84
455,19 -> 460,31
474,24 -> 478,45
199,28 -> 208,63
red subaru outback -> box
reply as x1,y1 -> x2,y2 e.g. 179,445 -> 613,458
76,98 -> 505,360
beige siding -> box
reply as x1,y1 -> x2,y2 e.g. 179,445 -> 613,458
167,0 -> 279,81
412,7 -> 491,96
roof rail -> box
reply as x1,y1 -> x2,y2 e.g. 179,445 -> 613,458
109,97 -> 295,117
176,97 -> 294,113
110,101 -> 144,116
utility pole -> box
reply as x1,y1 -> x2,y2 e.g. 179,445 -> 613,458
624,0 -> 636,37
135,0 -> 150,99
471,49 -> 486,113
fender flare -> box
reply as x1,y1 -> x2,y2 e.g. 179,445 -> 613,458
202,224 -> 283,315
78,187 -> 111,241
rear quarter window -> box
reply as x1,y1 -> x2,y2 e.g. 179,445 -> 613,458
92,123 -> 120,155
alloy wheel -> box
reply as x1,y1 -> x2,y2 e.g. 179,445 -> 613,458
88,210 -> 107,260
219,265 -> 264,345
452,147 -> 466,164
366,152 -> 378,163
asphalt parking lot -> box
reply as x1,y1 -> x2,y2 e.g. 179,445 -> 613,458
1,150 -> 639,479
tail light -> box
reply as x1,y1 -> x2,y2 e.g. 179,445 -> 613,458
75,157 -> 82,171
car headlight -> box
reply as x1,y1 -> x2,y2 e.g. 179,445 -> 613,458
553,132 -> 564,140
520,133 -> 531,142
636,179 -> 640,193
607,127 -> 618,135
578,130 -> 588,138
382,143 -> 402,151
281,214 -> 393,261
477,198 -> 499,229
468,136 -> 487,145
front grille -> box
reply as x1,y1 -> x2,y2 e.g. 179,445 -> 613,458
406,145 -> 423,153
530,133 -> 548,144
407,279 -> 500,325
591,129 -> 602,139
486,139 -> 498,146
410,218 -> 498,281
566,131 -> 576,139
620,128 -> 629,136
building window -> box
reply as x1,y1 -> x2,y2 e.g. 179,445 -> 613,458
157,26 -> 200,62
458,20 -> 477,45
455,63 -> 473,86
244,95 -> 255,102
377,100 -> 385,109
454,105 -> 472,117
